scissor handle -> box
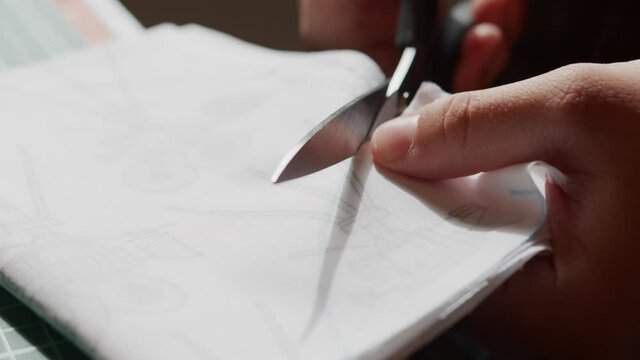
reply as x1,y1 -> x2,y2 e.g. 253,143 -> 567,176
395,0 -> 473,92
395,0 -> 439,48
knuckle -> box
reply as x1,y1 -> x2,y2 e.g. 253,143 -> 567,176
543,63 -> 611,134
432,93 -> 474,154
545,63 -> 640,136
548,63 -> 607,111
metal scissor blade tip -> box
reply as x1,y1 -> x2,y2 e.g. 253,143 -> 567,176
271,126 -> 356,184
271,83 -> 388,184
271,158 -> 312,184
271,148 -> 309,184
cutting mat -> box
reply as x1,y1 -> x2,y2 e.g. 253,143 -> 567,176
0,288 -> 87,359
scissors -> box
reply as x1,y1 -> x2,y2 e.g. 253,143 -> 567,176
272,0 -> 472,183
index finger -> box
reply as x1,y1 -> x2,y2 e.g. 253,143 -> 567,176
371,63 -> 606,179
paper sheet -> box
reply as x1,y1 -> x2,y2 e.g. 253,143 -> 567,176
0,25 -> 546,359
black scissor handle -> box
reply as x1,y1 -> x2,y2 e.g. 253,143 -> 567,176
395,0 -> 439,48
395,0 -> 473,92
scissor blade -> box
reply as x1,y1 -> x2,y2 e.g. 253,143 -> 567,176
271,83 -> 387,183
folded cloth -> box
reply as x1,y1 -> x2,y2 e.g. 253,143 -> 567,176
0,25 -> 547,359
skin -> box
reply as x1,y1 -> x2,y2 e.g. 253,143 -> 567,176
371,61 -> 640,358
301,0 -> 640,357
299,0 -> 526,92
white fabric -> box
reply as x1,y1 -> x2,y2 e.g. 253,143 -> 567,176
0,25 -> 547,359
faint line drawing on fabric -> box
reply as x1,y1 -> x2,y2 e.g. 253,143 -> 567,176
23,45 -> 255,194
300,153 -> 376,341
171,207 -> 335,224
101,275 -> 187,313
0,150 -> 198,327
447,203 -> 526,232
256,303 -> 299,360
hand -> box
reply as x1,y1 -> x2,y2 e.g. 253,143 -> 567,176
371,61 -> 640,357
298,0 -> 526,91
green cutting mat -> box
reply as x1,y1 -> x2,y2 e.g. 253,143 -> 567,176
0,288 -> 87,360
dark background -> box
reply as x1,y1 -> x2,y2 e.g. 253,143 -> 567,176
118,0 -> 640,84
120,0 -> 302,50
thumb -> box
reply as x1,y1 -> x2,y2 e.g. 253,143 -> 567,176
371,63 -> 604,179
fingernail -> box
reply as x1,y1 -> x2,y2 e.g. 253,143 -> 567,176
372,115 -> 418,164
474,23 -> 501,41
543,165 -> 568,191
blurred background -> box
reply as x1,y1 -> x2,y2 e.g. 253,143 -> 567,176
117,0 -> 640,84
117,0 -> 640,83
120,0 -> 302,49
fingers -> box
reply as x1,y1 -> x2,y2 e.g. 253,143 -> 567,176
472,0 -> 526,46
454,23 -> 509,92
371,64 -> 607,179
454,0 -> 527,90
299,0 -> 400,74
